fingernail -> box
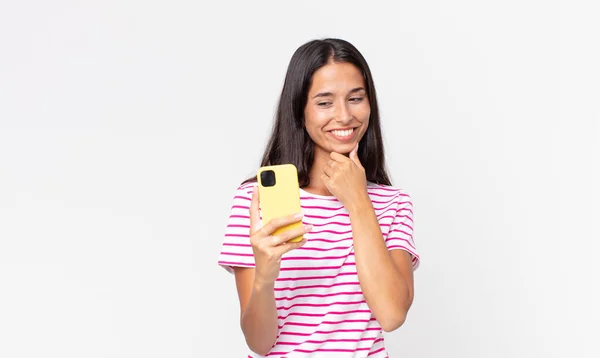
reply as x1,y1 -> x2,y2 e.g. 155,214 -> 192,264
294,212 -> 303,219
304,224 -> 313,232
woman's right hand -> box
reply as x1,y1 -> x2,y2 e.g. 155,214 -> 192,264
249,185 -> 312,286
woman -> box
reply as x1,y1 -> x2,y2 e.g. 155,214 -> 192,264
218,38 -> 420,357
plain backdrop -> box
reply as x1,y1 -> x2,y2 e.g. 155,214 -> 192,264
1,1 -> 598,357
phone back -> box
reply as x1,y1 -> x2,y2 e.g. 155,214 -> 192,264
257,164 -> 303,243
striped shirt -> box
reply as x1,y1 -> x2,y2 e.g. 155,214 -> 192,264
218,182 -> 420,357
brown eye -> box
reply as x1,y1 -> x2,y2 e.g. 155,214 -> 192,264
349,97 -> 364,103
318,102 -> 332,107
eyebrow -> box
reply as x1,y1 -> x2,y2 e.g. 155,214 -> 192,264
311,87 -> 366,99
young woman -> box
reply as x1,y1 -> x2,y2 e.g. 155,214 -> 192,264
218,38 -> 420,357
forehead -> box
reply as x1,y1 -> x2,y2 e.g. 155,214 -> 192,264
309,62 -> 365,93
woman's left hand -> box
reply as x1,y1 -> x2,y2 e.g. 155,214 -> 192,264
321,144 -> 369,207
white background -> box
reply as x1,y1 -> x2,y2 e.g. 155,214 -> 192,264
1,0 -> 598,357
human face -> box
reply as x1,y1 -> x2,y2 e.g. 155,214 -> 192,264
304,61 -> 370,158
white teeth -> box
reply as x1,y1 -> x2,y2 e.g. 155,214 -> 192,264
331,128 -> 354,137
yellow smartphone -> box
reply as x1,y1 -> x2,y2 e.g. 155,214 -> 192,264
257,164 -> 303,243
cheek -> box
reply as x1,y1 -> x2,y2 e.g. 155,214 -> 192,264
305,109 -> 329,131
303,111 -> 322,141
350,100 -> 370,119
357,106 -> 370,137
359,104 -> 371,120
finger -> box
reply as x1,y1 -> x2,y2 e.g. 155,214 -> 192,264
273,238 -> 308,256
349,143 -> 362,167
268,225 -> 313,246
330,151 -> 348,162
249,185 -> 261,233
261,212 -> 304,236
323,163 -> 334,177
320,174 -> 332,188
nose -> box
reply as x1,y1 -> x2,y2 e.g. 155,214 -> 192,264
335,101 -> 353,124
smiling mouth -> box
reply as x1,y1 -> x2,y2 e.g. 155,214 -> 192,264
328,127 -> 357,142
330,128 -> 354,137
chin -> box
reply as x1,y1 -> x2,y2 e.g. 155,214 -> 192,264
329,143 -> 356,155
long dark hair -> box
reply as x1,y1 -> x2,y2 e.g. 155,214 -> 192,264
243,38 -> 391,187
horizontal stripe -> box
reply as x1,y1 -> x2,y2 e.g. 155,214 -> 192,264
302,200 -> 398,212
277,309 -> 371,320
304,236 -> 354,244
221,242 -> 251,248
368,346 -> 386,356
277,300 -> 366,311
276,336 -> 377,345
281,253 -> 354,261
279,262 -> 356,271
296,246 -> 352,252
278,318 -> 376,329
368,185 -> 402,193
371,200 -> 399,212
269,347 -> 371,355
278,327 -> 381,337
385,234 -> 415,245
309,228 -> 353,235
275,291 -> 363,301
309,220 -> 350,227
389,228 -> 412,237
386,235 -> 416,249
394,221 -> 414,230
224,233 -> 249,238
301,204 -> 346,211
226,223 -> 250,229
396,207 -> 413,215
217,261 -> 254,267
230,205 -> 250,210
228,214 -> 250,220
367,191 -> 402,198
377,214 -> 395,222
304,212 -> 350,220
220,251 -> 253,257
300,195 -> 338,201
370,198 -> 397,205
276,272 -> 356,282
376,209 -> 397,221
274,282 -> 360,292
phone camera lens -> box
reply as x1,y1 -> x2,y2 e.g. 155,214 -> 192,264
260,170 -> 276,187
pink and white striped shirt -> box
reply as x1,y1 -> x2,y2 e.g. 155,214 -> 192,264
218,181 -> 420,358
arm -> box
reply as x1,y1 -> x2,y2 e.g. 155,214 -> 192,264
321,145 -> 416,332
346,196 -> 415,332
233,267 -> 278,355
232,186 -> 311,355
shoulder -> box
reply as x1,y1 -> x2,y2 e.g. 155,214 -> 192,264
237,181 -> 256,195
366,182 -> 412,204
227,181 -> 256,205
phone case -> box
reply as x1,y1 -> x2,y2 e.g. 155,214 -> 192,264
257,164 -> 303,243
